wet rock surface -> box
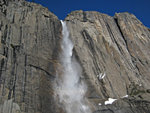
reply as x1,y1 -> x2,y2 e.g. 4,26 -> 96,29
0,1 -> 150,113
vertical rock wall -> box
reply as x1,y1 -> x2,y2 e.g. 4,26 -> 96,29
0,1 -> 62,113
0,1 -> 150,113
65,10 -> 150,113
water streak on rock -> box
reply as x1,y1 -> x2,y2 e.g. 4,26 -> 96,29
55,20 -> 91,113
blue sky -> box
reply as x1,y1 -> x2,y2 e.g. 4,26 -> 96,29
27,0 -> 150,28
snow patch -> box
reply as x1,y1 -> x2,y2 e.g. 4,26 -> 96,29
97,73 -> 106,80
98,103 -> 102,106
121,95 -> 128,98
104,98 -> 117,105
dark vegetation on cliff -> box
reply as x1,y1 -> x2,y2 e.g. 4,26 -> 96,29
0,0 -> 150,113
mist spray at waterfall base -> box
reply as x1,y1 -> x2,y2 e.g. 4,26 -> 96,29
54,21 -> 91,113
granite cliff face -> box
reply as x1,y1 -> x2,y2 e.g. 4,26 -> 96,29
0,1 -> 62,113
65,11 -> 150,113
0,0 -> 150,113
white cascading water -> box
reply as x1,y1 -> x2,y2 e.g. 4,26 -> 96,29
55,20 -> 91,113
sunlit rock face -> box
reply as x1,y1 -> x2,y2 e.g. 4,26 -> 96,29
65,11 -> 150,113
0,0 -> 62,113
0,1 -> 150,113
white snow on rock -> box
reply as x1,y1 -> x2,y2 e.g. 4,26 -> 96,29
121,95 -> 128,98
98,103 -> 102,106
104,98 -> 117,105
97,73 -> 106,80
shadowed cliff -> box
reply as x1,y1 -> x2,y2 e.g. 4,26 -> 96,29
0,0 -> 150,113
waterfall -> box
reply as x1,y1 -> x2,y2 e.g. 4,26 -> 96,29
54,20 -> 91,113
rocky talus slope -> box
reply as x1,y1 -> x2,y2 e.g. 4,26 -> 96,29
0,0 -> 150,113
